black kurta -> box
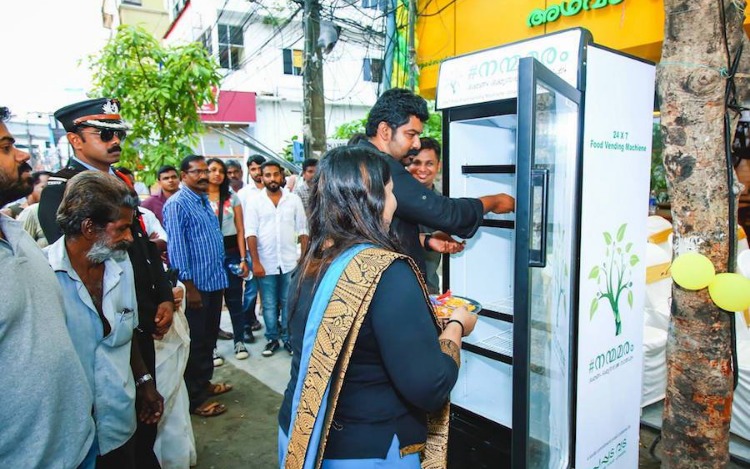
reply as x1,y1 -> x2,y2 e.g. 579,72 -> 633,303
279,259 -> 459,459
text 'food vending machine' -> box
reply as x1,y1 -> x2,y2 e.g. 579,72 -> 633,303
436,28 -> 655,468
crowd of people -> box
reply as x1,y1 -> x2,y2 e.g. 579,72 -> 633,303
0,88 -> 514,468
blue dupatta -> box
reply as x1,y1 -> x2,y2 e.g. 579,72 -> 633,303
279,244 -> 373,469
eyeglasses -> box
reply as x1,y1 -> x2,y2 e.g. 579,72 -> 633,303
79,128 -> 127,142
185,169 -> 210,176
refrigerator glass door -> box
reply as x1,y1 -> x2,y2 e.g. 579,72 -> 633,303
515,58 -> 581,469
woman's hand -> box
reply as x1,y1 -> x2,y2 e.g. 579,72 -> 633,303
239,261 -> 250,278
448,306 -> 478,337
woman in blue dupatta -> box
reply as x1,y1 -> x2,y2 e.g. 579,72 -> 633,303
278,145 -> 478,469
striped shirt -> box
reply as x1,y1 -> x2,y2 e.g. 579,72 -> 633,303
164,186 -> 228,292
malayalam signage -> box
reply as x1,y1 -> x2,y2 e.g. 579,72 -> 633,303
436,29 -> 583,109
526,0 -> 625,28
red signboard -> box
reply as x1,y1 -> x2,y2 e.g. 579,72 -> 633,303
199,90 -> 257,124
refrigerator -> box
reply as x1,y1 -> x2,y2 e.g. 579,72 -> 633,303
435,28 -> 656,468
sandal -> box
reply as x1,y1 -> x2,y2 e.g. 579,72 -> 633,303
192,401 -> 227,417
208,382 -> 233,396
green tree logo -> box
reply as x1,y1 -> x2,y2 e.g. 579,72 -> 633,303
588,223 -> 639,336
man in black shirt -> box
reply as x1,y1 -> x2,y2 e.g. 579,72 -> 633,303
360,88 -> 515,272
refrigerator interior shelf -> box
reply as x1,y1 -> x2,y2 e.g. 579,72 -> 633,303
461,164 -> 517,174
478,330 -> 513,357
483,297 -> 514,316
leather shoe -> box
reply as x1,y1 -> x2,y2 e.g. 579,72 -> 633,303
217,329 -> 233,340
250,320 -> 262,332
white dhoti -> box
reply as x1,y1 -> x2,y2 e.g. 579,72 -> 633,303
154,284 -> 197,468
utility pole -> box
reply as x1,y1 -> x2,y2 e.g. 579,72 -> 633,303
380,0 -> 396,93
302,0 -> 326,160
407,0 -> 417,91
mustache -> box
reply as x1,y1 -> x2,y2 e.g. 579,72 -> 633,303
19,162 -> 32,174
108,145 -> 122,154
198,178 -> 209,184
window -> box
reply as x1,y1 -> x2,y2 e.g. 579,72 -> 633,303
199,28 -> 212,55
171,0 -> 187,18
218,24 -> 244,70
283,49 -> 303,76
361,0 -> 385,9
363,58 -> 383,83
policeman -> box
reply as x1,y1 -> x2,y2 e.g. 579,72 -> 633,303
39,98 -> 173,468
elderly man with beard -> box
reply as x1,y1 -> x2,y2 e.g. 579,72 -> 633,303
39,98 -> 174,467
0,107 -> 96,468
46,171 -> 163,468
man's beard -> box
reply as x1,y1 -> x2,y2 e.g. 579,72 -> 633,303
265,183 -> 280,192
0,162 -> 32,206
87,238 -> 131,263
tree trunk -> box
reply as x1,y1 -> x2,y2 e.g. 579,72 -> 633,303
658,1 -> 745,467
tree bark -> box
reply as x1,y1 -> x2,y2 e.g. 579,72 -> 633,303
658,1 -> 746,467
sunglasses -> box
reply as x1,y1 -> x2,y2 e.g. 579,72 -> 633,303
79,128 -> 127,142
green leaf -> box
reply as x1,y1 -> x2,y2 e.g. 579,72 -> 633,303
588,265 -> 600,279
616,223 -> 627,242
603,232 -> 613,245
627,290 -> 634,308
625,242 -> 633,252
629,255 -> 639,266
590,297 -> 599,319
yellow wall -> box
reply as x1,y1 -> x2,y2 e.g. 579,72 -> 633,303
120,1 -> 170,39
417,0 -> 749,98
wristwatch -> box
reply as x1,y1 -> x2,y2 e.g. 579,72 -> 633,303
135,373 -> 154,388
423,234 -> 434,252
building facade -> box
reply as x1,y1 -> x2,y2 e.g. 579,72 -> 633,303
111,0 -> 387,163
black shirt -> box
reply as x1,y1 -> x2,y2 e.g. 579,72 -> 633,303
279,259 -> 458,459
358,141 -> 484,273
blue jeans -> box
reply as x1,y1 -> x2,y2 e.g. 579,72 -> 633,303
223,252 -> 247,344
243,276 -> 259,331
257,270 -> 292,343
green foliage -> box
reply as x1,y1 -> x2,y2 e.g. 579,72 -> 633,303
651,120 -> 669,203
589,223 -> 638,336
331,117 -> 367,140
281,135 -> 299,162
331,100 -> 443,143
88,25 -> 221,185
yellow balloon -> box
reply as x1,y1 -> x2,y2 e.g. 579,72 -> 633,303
671,252 -> 716,290
708,273 -> 750,312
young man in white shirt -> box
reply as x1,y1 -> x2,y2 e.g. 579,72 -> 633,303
245,161 -> 308,356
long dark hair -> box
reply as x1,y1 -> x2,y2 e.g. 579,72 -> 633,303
206,158 -> 230,199
289,145 -> 403,316
206,158 -> 231,225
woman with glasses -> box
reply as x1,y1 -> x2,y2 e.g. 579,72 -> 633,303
206,158 -> 251,362
278,146 -> 477,469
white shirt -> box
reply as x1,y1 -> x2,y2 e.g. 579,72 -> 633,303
236,183 -> 264,211
138,206 -> 168,242
245,188 -> 308,274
